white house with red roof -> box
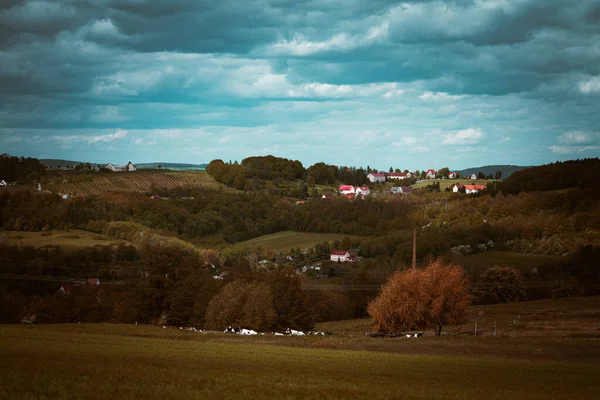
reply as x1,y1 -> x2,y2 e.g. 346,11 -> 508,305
330,250 -> 350,262
448,172 -> 460,179
87,278 -> 100,285
426,169 -> 436,179
386,172 -> 408,180
367,173 -> 386,183
338,185 -> 356,195
465,184 -> 487,194
355,186 -> 370,196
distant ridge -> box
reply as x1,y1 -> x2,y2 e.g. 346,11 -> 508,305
457,165 -> 534,178
136,162 -> 207,170
40,159 -> 87,168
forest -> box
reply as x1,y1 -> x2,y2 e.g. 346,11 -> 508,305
1,156 -> 599,330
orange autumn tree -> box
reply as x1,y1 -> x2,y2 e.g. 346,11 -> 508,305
367,260 -> 471,335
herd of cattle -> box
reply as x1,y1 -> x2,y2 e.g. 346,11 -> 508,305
223,327 -> 336,336
166,325 -> 423,338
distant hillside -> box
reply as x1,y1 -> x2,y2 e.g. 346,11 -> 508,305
458,165 -> 534,179
136,163 -> 207,170
500,158 -> 600,194
40,159 -> 87,168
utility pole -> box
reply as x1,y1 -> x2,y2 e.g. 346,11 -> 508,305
412,228 -> 417,269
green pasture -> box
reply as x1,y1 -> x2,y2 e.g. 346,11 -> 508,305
411,179 -> 495,191
238,231 -> 354,252
0,230 -> 127,253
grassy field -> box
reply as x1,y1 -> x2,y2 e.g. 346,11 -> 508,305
45,170 -> 239,196
238,231 -> 355,252
411,179 -> 494,191
451,251 -> 563,278
1,324 -> 599,399
0,230 -> 128,252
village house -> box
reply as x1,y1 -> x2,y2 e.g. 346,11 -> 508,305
104,162 -> 137,172
471,173 -> 477,180
330,250 -> 350,262
465,184 -> 487,194
338,185 -> 355,195
87,278 -> 100,285
355,186 -> 370,197
426,169 -> 436,179
391,186 -> 413,195
338,185 -> 371,197
386,172 -> 407,180
448,172 -> 460,179
367,173 -> 386,183
452,184 -> 465,193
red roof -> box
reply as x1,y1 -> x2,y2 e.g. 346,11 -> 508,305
345,193 -> 355,199
339,185 -> 354,191
386,172 -> 407,177
370,173 -> 386,177
331,250 -> 348,256
465,185 -> 487,191
87,278 -> 100,285
359,186 -> 370,191
426,169 -> 436,174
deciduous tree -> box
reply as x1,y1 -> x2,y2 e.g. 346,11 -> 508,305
367,260 -> 471,335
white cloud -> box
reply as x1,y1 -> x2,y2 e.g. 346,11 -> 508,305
442,128 -> 483,145
411,146 -> 430,153
550,145 -> 600,154
51,129 -> 128,144
496,136 -> 511,144
579,76 -> 600,93
558,131 -> 598,145
420,91 -> 463,101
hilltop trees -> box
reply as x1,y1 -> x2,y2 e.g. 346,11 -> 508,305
367,260 -> 471,335
477,266 -> 526,303
0,154 -> 45,184
205,270 -> 313,331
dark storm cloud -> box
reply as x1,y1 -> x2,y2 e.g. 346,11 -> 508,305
0,0 -> 599,166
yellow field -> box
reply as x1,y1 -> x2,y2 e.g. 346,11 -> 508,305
0,230 -> 128,252
238,231 -> 354,252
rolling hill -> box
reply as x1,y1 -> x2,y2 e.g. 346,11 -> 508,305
135,162 -> 207,170
44,170 -> 239,196
457,165 -> 533,179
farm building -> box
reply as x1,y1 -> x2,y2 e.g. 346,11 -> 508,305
471,174 -> 477,180
355,186 -> 370,196
426,169 -> 436,179
453,184 -> 465,193
448,172 -> 460,179
391,186 -> 413,194
465,184 -> 487,194
330,250 -> 350,262
386,172 -> 407,180
338,185 -> 355,195
104,162 -> 137,172
367,173 -> 386,183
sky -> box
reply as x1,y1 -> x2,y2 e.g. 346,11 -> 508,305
1,0 -> 600,171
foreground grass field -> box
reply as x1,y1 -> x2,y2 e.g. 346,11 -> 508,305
1,324 -> 599,399
238,231 -> 355,252
0,229 -> 128,253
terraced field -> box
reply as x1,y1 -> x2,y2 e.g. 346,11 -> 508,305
45,170 -> 239,196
